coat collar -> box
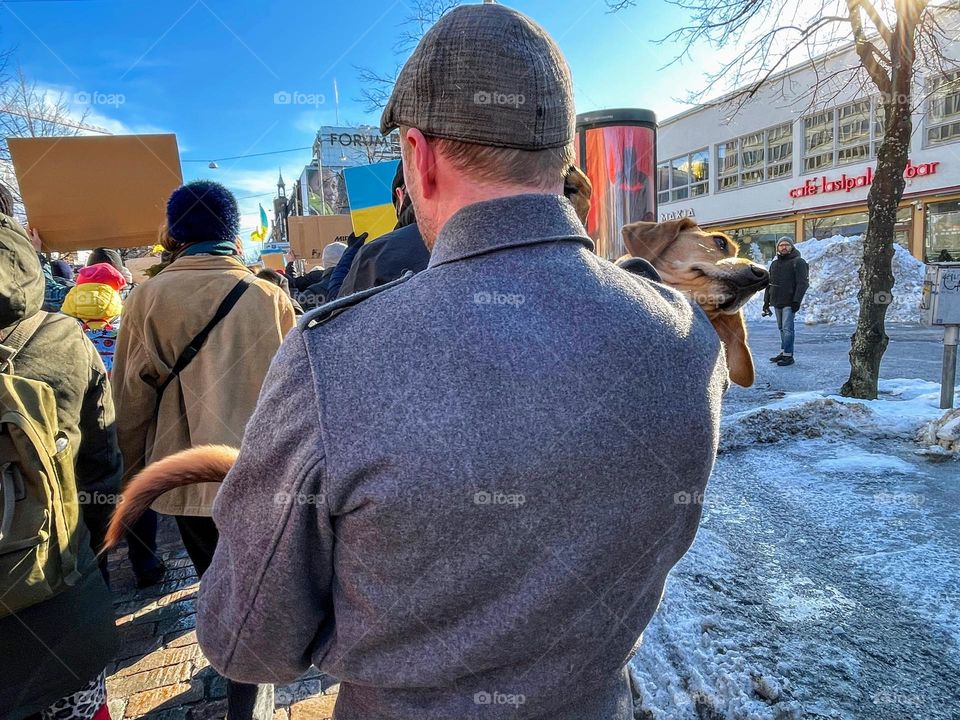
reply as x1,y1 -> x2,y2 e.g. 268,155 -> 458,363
161,254 -> 250,273
427,193 -> 594,269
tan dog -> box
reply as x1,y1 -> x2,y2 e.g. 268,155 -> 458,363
621,217 -> 769,387
563,165 -> 592,226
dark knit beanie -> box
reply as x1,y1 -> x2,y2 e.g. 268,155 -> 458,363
87,247 -> 124,272
166,181 -> 240,246
50,259 -> 74,281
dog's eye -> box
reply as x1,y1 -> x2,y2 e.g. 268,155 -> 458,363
713,236 -> 728,252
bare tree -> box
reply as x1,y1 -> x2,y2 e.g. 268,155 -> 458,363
0,64 -> 105,212
611,0 -> 957,399
355,0 -> 462,112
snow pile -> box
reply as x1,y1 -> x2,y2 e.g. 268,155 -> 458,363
630,530 -> 802,720
916,407 -> 960,455
720,378 -> 953,453
742,234 -> 925,324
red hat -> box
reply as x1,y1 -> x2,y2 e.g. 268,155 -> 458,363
76,262 -> 127,292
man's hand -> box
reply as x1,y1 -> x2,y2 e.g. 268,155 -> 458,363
791,302 -> 801,312
27,226 -> 43,252
761,306 -> 772,317
347,231 -> 369,248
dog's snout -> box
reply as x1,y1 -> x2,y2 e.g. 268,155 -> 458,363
750,265 -> 768,279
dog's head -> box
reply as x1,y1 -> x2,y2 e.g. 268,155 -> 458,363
620,217 -> 769,387
564,166 -> 592,226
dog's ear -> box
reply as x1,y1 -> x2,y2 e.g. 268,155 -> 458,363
709,311 -> 755,387
563,166 -> 592,226
622,217 -> 698,261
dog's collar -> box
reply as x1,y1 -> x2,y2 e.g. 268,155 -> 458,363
428,194 -> 593,269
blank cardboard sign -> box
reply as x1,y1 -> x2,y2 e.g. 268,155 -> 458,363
288,214 -> 353,261
9,134 -> 183,252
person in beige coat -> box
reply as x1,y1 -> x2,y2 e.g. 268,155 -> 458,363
112,180 -> 294,720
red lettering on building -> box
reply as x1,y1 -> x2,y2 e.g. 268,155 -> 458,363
788,160 -> 939,198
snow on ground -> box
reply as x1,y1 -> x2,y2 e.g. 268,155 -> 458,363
719,378 -> 953,453
630,374 -> 960,720
742,234 -> 925,324
916,407 -> 960,454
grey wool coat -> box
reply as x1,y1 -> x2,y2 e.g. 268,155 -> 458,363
197,194 -> 728,720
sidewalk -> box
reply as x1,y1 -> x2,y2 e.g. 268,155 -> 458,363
105,516 -> 339,719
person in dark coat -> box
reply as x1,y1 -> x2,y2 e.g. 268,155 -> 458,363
337,160 -> 429,297
762,237 -> 809,366
0,213 -> 122,719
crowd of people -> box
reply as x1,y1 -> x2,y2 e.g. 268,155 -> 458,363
2,5 -> 731,720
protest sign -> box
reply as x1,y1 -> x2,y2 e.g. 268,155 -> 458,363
8,134 -> 183,252
288,214 -> 353,261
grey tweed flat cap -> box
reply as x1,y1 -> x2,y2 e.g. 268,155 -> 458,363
380,3 -> 575,151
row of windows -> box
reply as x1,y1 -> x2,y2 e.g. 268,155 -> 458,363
714,200 -> 960,264
657,72 -> 960,198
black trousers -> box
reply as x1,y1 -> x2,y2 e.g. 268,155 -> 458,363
126,509 -> 161,577
175,515 -> 275,720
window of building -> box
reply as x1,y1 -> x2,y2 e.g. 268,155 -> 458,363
721,221 -> 795,262
803,208 -> 912,245
925,199 -> 960,262
802,99 -> 884,172
926,71 -> 960,147
657,148 -> 709,204
715,123 -> 793,192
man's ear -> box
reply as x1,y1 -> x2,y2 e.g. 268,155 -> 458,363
710,311 -> 755,387
621,217 -> 697,261
404,128 -> 438,200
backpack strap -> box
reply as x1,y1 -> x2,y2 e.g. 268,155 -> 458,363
155,275 -> 255,408
0,312 -> 48,375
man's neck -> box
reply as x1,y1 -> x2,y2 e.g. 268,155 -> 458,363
426,182 -> 563,250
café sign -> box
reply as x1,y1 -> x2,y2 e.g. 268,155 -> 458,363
789,160 -> 940,199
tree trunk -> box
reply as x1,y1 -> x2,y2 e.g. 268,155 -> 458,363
841,23 -> 915,399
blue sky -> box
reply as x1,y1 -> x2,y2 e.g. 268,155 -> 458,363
1,0 -> 722,234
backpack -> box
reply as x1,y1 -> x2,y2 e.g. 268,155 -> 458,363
0,312 -> 83,618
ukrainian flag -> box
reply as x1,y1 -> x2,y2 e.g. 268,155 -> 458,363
250,204 -> 269,243
344,160 -> 399,241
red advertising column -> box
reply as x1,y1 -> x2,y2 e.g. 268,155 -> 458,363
576,109 -> 658,260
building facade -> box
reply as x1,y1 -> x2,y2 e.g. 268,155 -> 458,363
293,125 -> 401,217
656,44 -> 960,263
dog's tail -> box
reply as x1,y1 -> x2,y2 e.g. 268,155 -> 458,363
102,445 -> 239,551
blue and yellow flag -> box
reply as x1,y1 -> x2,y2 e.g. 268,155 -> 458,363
343,160 -> 400,241
250,204 -> 269,243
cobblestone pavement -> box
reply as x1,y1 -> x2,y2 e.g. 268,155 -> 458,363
104,517 -> 338,720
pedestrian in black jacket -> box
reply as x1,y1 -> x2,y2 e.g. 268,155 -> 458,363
763,237 -> 809,366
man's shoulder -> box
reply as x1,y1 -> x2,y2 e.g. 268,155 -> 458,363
298,269 -> 417,332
